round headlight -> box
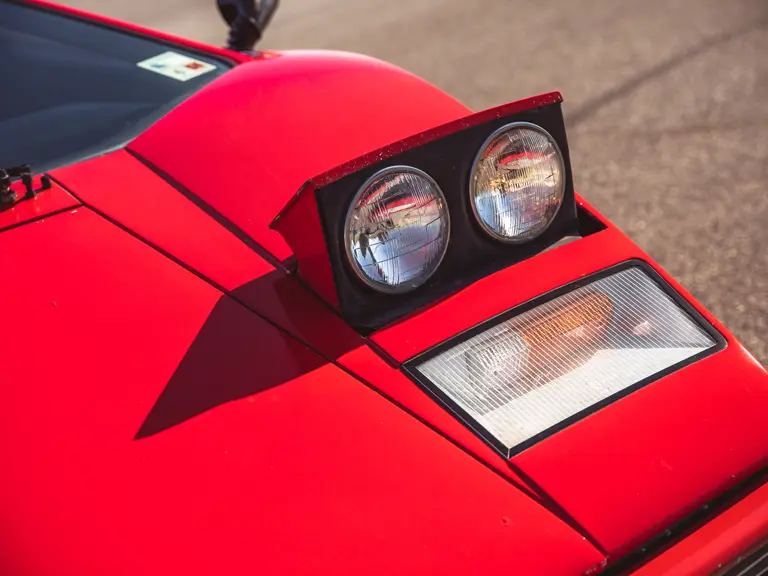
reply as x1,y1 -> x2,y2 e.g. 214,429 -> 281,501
469,123 -> 565,243
344,166 -> 450,293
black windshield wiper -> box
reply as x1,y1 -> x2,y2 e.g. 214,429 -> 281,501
0,164 -> 52,209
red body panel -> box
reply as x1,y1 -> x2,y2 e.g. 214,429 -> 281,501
633,479 -> 768,576
4,3 -> 768,574
514,343 -> 768,556
361,195 -> 768,555
129,51 -> 472,261
51,150 -> 274,291
226,272 -> 534,493
0,177 -> 79,232
0,208 -> 604,575
337,344 -> 536,489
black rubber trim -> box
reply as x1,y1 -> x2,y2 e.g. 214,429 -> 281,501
6,0 -> 238,67
576,203 -> 607,236
719,537 -> 768,576
601,466 -> 768,575
402,259 -> 727,459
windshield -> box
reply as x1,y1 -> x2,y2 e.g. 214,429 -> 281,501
0,0 -> 233,172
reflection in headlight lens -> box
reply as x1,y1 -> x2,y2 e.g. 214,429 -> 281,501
470,123 -> 565,242
344,166 -> 450,293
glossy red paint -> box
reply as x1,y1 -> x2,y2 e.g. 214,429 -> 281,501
337,344 -> 537,489
631,479 -> 768,576
22,0 -> 252,64
0,208 -> 605,575
457,205 -> 768,558
0,177 -> 79,232
307,92 -> 561,189
269,179 -> 340,305
6,4 -> 768,571
270,93 -> 563,308
228,265 -> 365,360
129,51 -> 472,261
359,192 -> 768,555
513,341 -> 768,556
227,271 -> 538,493
51,150 -> 274,291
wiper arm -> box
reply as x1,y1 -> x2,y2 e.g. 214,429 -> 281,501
0,164 -> 52,209
217,0 -> 280,52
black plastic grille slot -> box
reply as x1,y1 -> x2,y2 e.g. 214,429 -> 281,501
718,540 -> 768,576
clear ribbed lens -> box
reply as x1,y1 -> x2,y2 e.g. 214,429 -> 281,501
414,267 -> 718,453
345,166 -> 450,293
470,123 -> 565,242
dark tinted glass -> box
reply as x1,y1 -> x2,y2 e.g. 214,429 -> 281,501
0,0 -> 233,171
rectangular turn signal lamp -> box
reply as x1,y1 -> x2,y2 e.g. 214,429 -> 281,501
405,262 -> 724,457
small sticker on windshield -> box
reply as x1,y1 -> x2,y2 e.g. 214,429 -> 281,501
137,52 -> 216,82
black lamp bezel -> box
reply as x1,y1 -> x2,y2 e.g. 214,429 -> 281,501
402,260 -> 726,459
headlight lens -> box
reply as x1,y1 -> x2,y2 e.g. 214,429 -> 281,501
470,123 -> 565,243
411,266 -> 718,454
344,166 -> 450,293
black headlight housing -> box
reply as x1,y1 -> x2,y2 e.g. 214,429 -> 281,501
272,92 -> 603,334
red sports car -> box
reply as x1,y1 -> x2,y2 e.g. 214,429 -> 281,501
1,1 -> 766,574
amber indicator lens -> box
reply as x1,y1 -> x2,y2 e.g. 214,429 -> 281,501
415,267 -> 717,453
469,123 -> 565,243
344,166 -> 450,293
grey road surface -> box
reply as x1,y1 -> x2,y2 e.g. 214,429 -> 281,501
63,0 -> 768,363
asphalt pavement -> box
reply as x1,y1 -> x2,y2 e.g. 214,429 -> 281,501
63,0 -> 768,364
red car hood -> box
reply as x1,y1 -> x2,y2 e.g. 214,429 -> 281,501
5,41 -> 766,573
0,206 -> 603,575
122,48 -> 768,557
127,50 -> 472,263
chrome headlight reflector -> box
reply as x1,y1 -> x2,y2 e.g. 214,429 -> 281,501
344,166 -> 450,293
470,122 -> 565,243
